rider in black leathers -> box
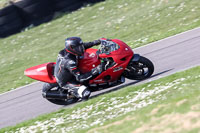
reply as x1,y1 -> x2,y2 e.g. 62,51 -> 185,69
54,37 -> 102,99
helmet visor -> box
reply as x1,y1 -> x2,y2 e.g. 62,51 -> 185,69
74,45 -> 85,56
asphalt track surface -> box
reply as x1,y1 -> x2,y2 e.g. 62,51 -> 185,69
0,28 -> 200,129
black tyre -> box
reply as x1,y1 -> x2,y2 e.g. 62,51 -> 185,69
0,5 -> 16,17
123,56 -> 154,80
42,83 -> 79,105
83,0 -> 105,3
66,2 -> 83,11
13,0 -> 53,22
13,0 -> 40,8
0,17 -> 23,37
0,4 -> 23,37
23,2 -> 53,18
0,11 -> 19,26
46,96 -> 79,105
51,0 -> 81,11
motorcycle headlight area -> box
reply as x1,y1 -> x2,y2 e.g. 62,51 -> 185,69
99,40 -> 120,54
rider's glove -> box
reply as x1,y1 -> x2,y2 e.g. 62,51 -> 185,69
93,39 -> 101,45
91,64 -> 102,76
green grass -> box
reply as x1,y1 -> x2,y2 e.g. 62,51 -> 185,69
1,66 -> 200,133
0,0 -> 200,94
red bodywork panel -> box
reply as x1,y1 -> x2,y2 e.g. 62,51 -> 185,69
24,38 -> 134,85
24,62 -> 57,83
78,48 -> 101,73
89,39 -> 133,84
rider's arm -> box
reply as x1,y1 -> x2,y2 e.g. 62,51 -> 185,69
64,59 -> 100,83
83,40 -> 101,49
71,68 -> 93,83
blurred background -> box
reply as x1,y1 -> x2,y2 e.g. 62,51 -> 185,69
0,0 -> 105,37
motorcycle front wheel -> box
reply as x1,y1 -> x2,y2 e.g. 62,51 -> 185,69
123,56 -> 154,80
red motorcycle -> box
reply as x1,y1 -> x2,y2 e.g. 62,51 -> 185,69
25,38 -> 154,105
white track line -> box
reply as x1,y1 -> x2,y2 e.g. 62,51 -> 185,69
0,81 -> 39,96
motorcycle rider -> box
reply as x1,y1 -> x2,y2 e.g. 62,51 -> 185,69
54,37 -> 102,100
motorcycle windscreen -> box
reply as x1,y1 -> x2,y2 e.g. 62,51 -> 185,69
24,62 -> 57,83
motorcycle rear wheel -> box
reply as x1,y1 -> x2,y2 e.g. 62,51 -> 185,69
42,83 -> 79,105
123,56 -> 154,80
46,97 -> 79,106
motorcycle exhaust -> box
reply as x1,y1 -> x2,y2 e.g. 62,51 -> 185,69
42,91 -> 68,99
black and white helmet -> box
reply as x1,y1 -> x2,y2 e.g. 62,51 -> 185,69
65,37 -> 85,56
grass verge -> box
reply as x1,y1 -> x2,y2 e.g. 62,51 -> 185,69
1,66 -> 200,133
0,0 -> 200,93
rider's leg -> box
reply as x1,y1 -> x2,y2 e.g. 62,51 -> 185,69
58,79 -> 91,100
42,83 -> 59,98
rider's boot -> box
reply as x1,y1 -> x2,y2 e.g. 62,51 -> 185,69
70,85 -> 91,100
62,84 -> 91,100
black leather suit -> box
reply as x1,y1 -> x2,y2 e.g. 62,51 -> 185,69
54,41 -> 97,89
